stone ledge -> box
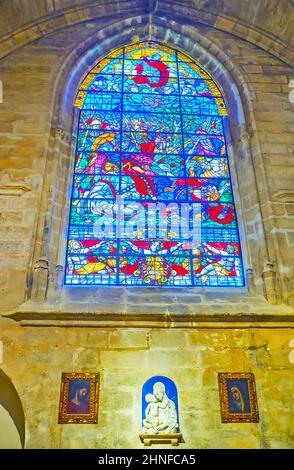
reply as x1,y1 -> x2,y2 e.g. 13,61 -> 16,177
272,191 -> 294,203
0,182 -> 32,196
139,433 -> 182,446
4,311 -> 294,328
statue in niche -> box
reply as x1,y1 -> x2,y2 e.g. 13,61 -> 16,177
142,380 -> 179,434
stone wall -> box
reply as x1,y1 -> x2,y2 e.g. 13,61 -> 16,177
0,2 -> 293,450
0,44 -> 62,308
1,323 -> 293,448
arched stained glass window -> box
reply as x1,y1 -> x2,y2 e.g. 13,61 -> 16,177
65,40 -> 245,287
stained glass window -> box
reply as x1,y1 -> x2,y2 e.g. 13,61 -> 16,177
65,40 -> 245,287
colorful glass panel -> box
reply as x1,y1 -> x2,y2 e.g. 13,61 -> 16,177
65,40 -> 244,287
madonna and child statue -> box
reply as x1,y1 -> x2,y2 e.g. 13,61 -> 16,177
140,376 -> 181,445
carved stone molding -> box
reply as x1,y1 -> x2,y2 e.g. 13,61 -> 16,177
0,183 -> 31,196
9,311 -> 294,326
262,261 -> 278,305
235,131 -> 253,161
272,190 -> 294,203
0,340 -> 3,365
139,433 -> 182,446
52,127 -> 65,140
246,268 -> 256,295
236,131 -> 253,148
31,258 -> 49,302
54,265 -> 64,292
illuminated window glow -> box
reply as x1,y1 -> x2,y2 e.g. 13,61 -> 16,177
65,40 -> 244,287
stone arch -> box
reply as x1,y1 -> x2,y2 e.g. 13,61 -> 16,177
0,2 -> 293,66
28,17 -> 278,305
0,370 -> 25,448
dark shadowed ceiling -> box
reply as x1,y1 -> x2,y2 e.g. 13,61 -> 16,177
0,0 -> 293,48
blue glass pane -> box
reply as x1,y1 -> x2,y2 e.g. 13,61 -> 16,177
179,79 -> 221,97
81,74 -> 122,93
122,112 -> 181,133
79,111 -> 121,130
123,93 -> 180,114
186,156 -> 229,178
183,134 -> 226,156
82,93 -> 122,111
181,96 -> 221,115
182,116 -> 223,134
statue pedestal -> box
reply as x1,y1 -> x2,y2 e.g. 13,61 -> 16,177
139,433 -> 182,446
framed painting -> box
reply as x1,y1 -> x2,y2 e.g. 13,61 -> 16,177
218,372 -> 259,423
58,372 -> 99,424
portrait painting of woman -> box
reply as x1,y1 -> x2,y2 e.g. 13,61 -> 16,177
218,373 -> 259,423
228,381 -> 251,414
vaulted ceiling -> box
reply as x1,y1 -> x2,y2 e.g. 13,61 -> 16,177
0,0 -> 293,64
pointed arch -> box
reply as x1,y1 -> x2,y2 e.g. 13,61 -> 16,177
64,40 -> 244,288
0,370 -> 25,448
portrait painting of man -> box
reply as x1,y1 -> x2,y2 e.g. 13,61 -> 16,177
67,380 -> 90,414
58,372 -> 99,424
218,372 -> 259,423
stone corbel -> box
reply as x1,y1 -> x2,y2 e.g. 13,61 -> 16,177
139,433 -> 182,446
52,127 -> 65,140
262,261 -> 278,305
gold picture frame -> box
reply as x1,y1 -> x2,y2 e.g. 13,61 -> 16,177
58,372 -> 99,424
218,372 -> 259,423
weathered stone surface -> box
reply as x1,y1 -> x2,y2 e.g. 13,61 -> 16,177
0,325 -> 293,448
0,0 -> 293,451
109,330 -> 148,349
